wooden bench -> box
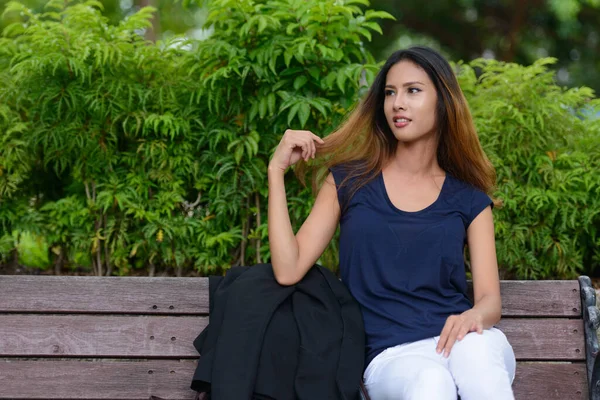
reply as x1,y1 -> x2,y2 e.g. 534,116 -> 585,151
0,275 -> 598,399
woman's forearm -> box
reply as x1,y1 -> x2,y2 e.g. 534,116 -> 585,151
267,166 -> 300,283
472,294 -> 502,329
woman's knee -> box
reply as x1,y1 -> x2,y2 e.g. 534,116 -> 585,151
449,329 -> 515,400
409,366 -> 457,399
368,365 -> 456,400
450,329 -> 514,371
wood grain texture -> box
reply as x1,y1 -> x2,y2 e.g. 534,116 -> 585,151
0,276 -> 589,399
0,315 -> 207,357
0,359 -> 587,400
0,359 -> 199,399
512,362 -> 588,399
0,315 -> 584,361
0,276 -> 581,317
468,280 -> 581,317
0,276 -> 210,314
498,318 -> 585,361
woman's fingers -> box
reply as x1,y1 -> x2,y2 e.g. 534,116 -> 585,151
311,132 -> 325,149
457,323 -> 473,341
280,129 -> 323,163
313,133 -> 325,144
436,318 -> 454,354
443,324 -> 462,357
302,135 -> 315,161
310,132 -> 323,159
313,133 -> 324,158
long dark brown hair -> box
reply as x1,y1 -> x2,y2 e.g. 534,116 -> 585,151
297,46 -> 496,204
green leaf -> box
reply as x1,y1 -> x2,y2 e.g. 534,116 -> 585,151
293,75 -> 308,90
281,67 -> 305,76
362,21 -> 383,34
2,22 -> 25,38
344,0 -> 370,6
309,98 -> 330,117
316,44 -> 330,58
235,146 -> 244,164
267,92 -> 276,115
257,16 -> 268,33
284,49 -> 294,67
336,72 -> 347,93
259,96 -> 267,119
298,103 -> 310,127
308,66 -> 321,80
287,103 -> 301,126
286,23 -> 299,35
249,101 -> 259,122
357,27 -> 372,41
297,41 -> 307,57
364,10 -> 396,21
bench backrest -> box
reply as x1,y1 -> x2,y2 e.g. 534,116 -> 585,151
0,276 -> 591,399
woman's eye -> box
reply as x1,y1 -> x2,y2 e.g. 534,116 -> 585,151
408,87 -> 421,94
385,89 -> 395,96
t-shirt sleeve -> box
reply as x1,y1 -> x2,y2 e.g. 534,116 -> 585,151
468,188 -> 493,227
328,165 -> 349,210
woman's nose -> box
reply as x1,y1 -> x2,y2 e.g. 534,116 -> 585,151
393,97 -> 406,111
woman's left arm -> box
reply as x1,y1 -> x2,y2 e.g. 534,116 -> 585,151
436,205 -> 501,357
466,205 -> 502,327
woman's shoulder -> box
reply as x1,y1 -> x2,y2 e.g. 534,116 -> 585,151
328,160 -> 369,182
443,173 -> 494,219
444,173 -> 488,196
329,159 -> 367,174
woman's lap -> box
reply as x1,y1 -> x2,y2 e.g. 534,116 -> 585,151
364,328 -> 515,400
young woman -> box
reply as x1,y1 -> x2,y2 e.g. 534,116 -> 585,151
267,46 -> 516,400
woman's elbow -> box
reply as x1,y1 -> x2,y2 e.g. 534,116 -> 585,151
274,272 -> 299,286
272,264 -> 300,286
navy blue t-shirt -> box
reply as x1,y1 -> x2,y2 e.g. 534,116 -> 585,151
329,164 -> 493,367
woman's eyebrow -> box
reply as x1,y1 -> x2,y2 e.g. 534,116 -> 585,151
402,81 -> 425,87
385,81 -> 425,88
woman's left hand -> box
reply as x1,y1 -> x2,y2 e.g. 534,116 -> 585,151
436,309 -> 484,358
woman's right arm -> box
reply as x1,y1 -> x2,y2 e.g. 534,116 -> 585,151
268,130 -> 341,286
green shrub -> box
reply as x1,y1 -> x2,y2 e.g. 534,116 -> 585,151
17,231 -> 50,269
1,0 -> 598,279
0,0 -> 391,275
459,58 -> 600,278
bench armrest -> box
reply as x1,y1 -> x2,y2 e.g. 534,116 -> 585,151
579,276 -> 600,400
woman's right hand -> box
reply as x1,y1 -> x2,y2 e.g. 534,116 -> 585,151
269,129 -> 325,172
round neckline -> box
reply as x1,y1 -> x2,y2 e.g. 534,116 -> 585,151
379,171 -> 449,215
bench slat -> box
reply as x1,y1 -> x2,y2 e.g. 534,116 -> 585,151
0,315 -> 207,358
495,280 -> 581,317
0,359 -> 587,400
0,276 -> 210,314
513,362 -> 588,399
0,276 -> 581,317
0,359 -> 199,399
0,315 -> 585,361
498,318 -> 585,361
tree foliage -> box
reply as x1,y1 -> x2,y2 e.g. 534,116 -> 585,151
0,0 -> 390,276
0,0 -> 598,279
459,58 -> 600,278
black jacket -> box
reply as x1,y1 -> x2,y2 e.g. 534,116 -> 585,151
190,263 -> 365,400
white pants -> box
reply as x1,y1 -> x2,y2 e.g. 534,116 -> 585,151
363,327 -> 516,400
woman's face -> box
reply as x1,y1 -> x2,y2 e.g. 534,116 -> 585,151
383,60 -> 439,143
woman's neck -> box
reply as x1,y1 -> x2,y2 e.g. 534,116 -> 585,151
388,138 -> 443,178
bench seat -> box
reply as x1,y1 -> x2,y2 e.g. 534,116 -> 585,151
0,275 -> 597,399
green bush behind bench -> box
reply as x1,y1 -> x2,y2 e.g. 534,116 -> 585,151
0,0 -> 599,279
